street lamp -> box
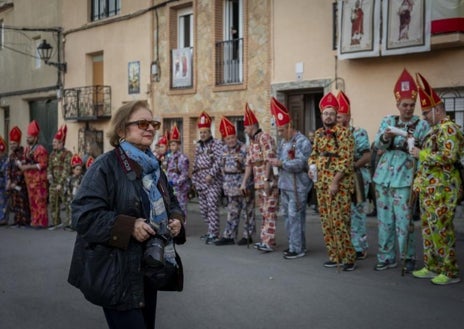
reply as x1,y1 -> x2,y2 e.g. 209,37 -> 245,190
37,39 -> 67,73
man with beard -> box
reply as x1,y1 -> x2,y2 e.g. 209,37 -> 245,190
5,126 -> 30,228
372,69 -> 429,273
309,92 -> 356,271
20,120 -> 49,229
192,111 -> 223,244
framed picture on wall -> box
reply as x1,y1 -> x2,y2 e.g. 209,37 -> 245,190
381,0 -> 431,56
337,0 -> 381,60
128,61 -> 140,94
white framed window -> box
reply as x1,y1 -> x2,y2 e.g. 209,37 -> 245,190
178,7 -> 193,48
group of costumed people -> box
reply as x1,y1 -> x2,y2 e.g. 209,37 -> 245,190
0,120 -> 93,229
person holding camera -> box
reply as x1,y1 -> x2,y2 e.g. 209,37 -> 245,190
68,100 -> 186,329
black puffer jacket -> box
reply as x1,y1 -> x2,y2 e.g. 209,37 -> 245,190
68,147 -> 185,310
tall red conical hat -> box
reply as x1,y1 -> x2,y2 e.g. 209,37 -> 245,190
416,73 -> 443,110
157,130 -> 169,146
0,136 -> 6,153
197,111 -> 212,129
219,116 -> 236,138
54,124 -> 67,143
319,92 -> 339,112
270,97 -> 291,127
71,154 -> 83,167
243,103 -> 259,126
336,91 -> 350,115
27,120 -> 40,137
86,156 -> 94,169
394,69 -> 418,102
9,126 -> 22,143
170,124 -> 181,142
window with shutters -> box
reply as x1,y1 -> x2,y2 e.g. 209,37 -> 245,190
91,0 -> 121,22
441,88 -> 464,130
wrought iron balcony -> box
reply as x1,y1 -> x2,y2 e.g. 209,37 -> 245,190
62,85 -> 111,121
215,38 -> 244,86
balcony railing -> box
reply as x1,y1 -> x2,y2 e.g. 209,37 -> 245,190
215,38 -> 244,86
62,85 -> 111,121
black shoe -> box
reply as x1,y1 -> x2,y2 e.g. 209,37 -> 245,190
356,251 -> 367,260
214,237 -> 235,246
343,263 -> 356,271
403,259 -> 416,273
283,251 -> 305,259
323,261 -> 339,268
237,237 -> 252,246
374,259 -> 398,271
205,235 -> 218,245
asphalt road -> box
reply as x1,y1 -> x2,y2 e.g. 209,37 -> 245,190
1,202 -> 464,329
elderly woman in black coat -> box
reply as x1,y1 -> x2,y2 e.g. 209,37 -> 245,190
68,100 -> 185,329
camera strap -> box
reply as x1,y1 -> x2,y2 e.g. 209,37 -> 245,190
115,147 -> 137,181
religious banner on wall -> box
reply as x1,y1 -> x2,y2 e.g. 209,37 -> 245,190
337,0 -> 381,60
381,0 -> 431,56
172,47 -> 193,88
128,61 -> 140,94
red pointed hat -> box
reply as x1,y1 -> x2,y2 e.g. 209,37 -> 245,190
337,91 -> 350,115
219,116 -> 236,138
0,136 -> 6,153
54,124 -> 67,143
394,69 -> 418,102
157,131 -> 169,146
71,154 -> 83,167
416,73 -> 443,110
197,111 -> 212,129
270,97 -> 291,127
170,124 -> 181,143
319,92 -> 339,112
27,120 -> 40,137
243,103 -> 259,126
86,156 -> 94,169
9,126 -> 22,143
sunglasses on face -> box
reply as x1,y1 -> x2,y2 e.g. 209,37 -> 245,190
126,119 -> 161,130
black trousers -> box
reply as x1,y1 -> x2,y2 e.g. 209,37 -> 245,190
103,282 -> 158,329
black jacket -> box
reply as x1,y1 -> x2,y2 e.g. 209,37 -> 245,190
68,147 -> 185,310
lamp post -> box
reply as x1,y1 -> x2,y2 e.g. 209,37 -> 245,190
37,39 -> 67,73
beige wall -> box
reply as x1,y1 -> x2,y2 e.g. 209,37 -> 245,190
62,0 -> 153,154
272,0 -> 464,140
0,0 -> 61,139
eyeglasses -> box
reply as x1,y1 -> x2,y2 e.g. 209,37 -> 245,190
126,119 -> 161,130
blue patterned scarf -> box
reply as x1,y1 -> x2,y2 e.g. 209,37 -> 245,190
120,141 -> 168,228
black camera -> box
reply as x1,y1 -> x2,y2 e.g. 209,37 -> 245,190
143,223 -> 168,269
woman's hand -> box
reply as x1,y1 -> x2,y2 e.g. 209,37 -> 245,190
132,218 -> 156,242
167,218 -> 182,237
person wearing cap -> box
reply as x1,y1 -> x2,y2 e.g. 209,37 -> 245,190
166,124 -> 190,217
372,69 -> 429,272
63,154 -> 85,231
215,116 -> 255,246
336,91 -> 372,261
5,126 -> 30,228
268,98 -> 312,259
0,136 -> 9,226
192,111 -> 224,244
240,103 -> 279,252
309,92 -> 357,271
409,73 -> 463,285
20,120 -> 49,229
47,125 -> 73,231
